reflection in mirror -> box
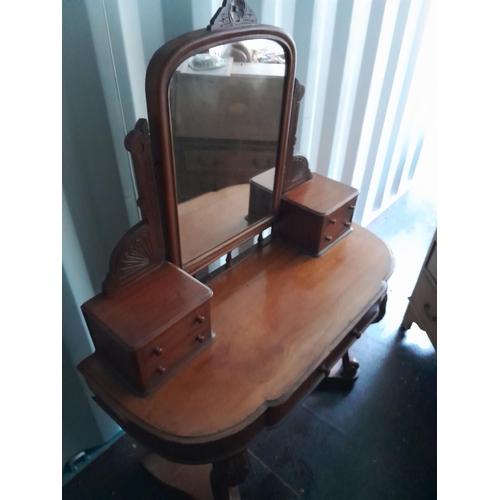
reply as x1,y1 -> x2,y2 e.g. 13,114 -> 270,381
170,39 -> 286,265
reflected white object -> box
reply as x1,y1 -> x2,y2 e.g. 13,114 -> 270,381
188,53 -> 227,71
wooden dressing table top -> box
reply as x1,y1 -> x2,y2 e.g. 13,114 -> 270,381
284,172 -> 358,215
79,224 -> 393,445
178,184 -> 251,264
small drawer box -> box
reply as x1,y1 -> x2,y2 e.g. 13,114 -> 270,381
275,173 -> 358,256
81,262 -> 214,396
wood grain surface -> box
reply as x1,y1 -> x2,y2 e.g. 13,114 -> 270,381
79,224 -> 393,445
178,184 -> 257,265
283,173 -> 358,215
83,262 -> 212,349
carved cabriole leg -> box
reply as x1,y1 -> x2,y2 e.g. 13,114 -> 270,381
210,450 -> 250,500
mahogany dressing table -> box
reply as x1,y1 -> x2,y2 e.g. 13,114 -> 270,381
78,2 -> 394,498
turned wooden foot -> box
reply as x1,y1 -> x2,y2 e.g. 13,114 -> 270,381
210,450 -> 250,500
320,351 -> 360,389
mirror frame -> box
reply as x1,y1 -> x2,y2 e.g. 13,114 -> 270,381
146,25 -> 296,275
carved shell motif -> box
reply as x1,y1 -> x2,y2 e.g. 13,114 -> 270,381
102,120 -> 165,296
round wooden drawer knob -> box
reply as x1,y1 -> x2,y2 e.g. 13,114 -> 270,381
196,335 -> 205,343
325,236 -> 333,242
157,366 -> 166,375
349,205 -> 356,211
195,315 -> 205,324
344,222 -> 351,227
329,219 -> 336,225
153,347 -> 163,356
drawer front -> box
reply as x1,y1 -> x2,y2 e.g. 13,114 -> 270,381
410,273 -> 437,339
319,198 -> 357,252
276,196 -> 357,255
172,72 -> 284,141
141,301 -> 211,386
183,147 -> 276,175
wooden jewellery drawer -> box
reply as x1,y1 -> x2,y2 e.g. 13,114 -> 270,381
81,263 -> 214,396
275,173 -> 359,256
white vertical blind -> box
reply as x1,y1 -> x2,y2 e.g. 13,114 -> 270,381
298,0 -> 338,168
100,0 -> 432,225
329,0 -> 374,183
369,0 -> 428,215
289,0 -> 430,225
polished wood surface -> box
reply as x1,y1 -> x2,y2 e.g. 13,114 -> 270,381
79,224 -> 393,443
178,184 -> 255,265
283,173 -> 358,215
82,262 -> 214,395
84,262 -> 212,349
275,173 -> 358,256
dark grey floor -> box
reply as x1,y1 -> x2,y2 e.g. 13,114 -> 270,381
63,179 -> 437,500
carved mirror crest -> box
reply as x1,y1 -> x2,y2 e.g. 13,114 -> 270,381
208,0 -> 259,31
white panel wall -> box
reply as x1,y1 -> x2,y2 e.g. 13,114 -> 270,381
230,0 -> 431,225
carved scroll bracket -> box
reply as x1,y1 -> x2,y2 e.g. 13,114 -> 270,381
102,119 -> 165,296
282,79 -> 312,193
208,0 -> 259,31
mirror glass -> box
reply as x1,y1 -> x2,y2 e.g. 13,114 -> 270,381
170,39 -> 286,265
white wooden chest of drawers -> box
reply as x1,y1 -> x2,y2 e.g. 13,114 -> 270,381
401,230 -> 437,349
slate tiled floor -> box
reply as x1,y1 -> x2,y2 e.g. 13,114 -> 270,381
63,169 -> 437,499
